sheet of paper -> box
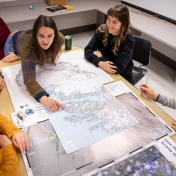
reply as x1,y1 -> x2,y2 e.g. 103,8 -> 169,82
103,81 -> 131,96
11,105 -> 48,128
155,136 -> 176,167
48,79 -> 138,154
85,136 -> 176,176
2,50 -> 113,111
22,120 -> 94,176
2,64 -> 40,111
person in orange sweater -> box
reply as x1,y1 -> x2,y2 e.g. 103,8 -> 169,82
0,113 -> 30,176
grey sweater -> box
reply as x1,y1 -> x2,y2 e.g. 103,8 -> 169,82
156,94 -> 176,109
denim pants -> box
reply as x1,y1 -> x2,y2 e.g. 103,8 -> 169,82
4,34 -> 14,56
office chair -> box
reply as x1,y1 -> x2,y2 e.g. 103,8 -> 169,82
131,35 -> 152,85
0,18 -> 11,60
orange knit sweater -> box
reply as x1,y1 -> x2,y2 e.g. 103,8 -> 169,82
0,114 -> 21,176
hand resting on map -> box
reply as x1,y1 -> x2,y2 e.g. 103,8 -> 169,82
39,96 -> 64,112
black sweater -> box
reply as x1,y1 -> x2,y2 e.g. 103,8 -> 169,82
84,26 -> 135,82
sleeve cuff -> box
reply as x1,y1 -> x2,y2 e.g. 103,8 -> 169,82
35,92 -> 49,102
99,56 -> 108,61
155,94 -> 160,101
93,57 -> 101,67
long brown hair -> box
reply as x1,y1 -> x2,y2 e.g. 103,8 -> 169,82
32,15 -> 61,66
100,4 -> 131,55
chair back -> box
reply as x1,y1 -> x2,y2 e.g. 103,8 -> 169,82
133,35 -> 152,66
0,18 -> 11,59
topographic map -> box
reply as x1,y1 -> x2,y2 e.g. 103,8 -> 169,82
2,50 -> 172,176
47,80 -> 138,154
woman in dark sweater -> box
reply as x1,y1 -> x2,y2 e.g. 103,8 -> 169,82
84,4 -> 135,83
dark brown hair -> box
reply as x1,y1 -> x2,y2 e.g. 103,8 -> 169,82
32,15 -> 61,66
100,4 -> 131,55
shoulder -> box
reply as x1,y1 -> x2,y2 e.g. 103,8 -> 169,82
123,34 -> 135,47
93,24 -> 107,40
18,30 -> 33,58
125,34 -> 135,42
98,24 -> 106,32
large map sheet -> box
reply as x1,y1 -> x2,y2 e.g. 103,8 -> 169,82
2,50 -> 113,111
22,120 -> 94,176
1,50 -> 173,176
22,89 -> 173,176
47,79 -> 138,153
87,136 -> 176,176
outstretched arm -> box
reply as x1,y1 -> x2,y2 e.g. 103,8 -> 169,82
0,114 -> 30,152
140,84 -> 176,109
1,52 -> 20,63
12,132 -> 30,152
140,84 -> 157,100
21,48 -> 64,112
39,95 -> 64,112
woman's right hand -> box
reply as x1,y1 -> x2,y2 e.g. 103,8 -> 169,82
39,96 -> 64,112
98,61 -> 117,74
12,132 -> 30,152
140,84 -> 157,100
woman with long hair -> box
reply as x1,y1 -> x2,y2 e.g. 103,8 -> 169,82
84,4 -> 135,83
3,15 -> 64,111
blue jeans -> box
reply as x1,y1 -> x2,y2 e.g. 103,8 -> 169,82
4,34 -> 14,56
